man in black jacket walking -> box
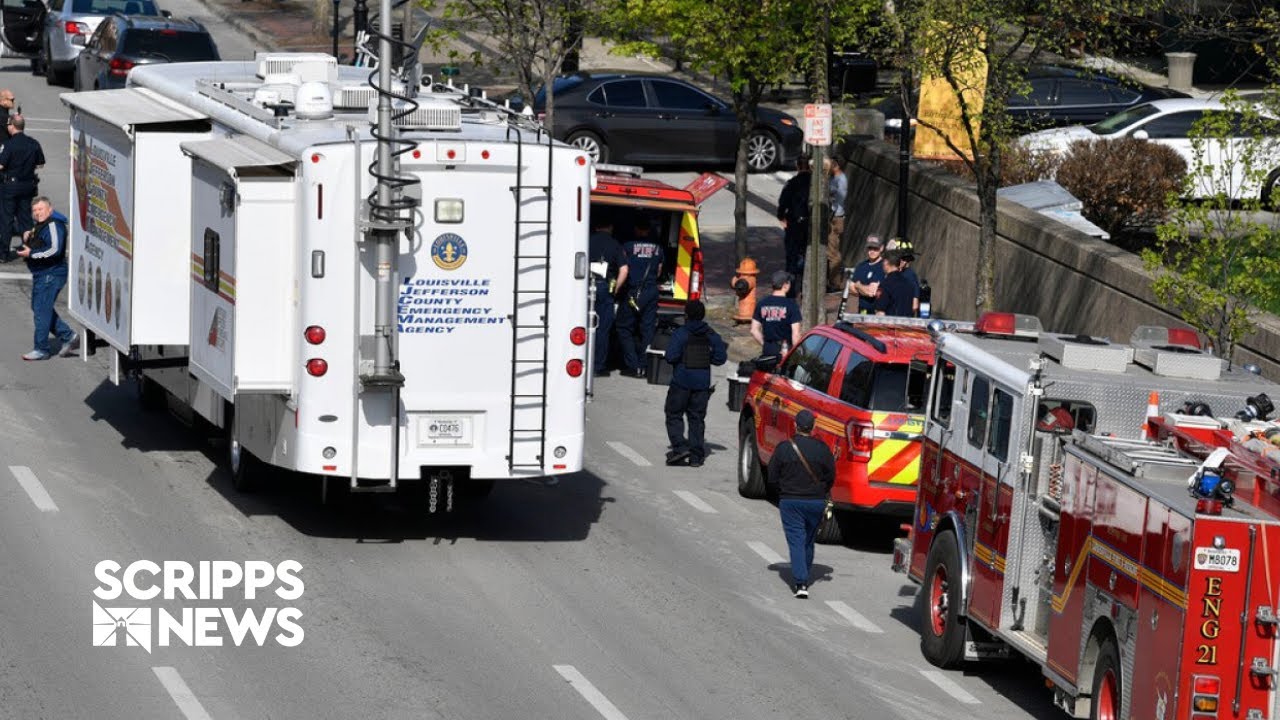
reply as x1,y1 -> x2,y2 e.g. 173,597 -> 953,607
767,409 -> 836,598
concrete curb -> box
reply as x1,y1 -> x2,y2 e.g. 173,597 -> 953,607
195,0 -> 282,53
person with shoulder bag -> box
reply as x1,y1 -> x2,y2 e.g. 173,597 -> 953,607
766,409 -> 836,598
662,300 -> 727,467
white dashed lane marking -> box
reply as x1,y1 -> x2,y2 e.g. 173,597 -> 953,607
606,441 -> 651,467
553,665 -> 632,720
153,667 -> 215,720
672,490 -> 718,514
0,272 -> 32,281
10,465 -> 57,512
825,600 -> 884,634
920,669 -> 981,705
746,541 -> 785,565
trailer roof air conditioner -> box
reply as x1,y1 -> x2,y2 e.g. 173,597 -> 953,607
369,98 -> 462,131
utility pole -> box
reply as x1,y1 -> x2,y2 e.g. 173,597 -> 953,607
804,2 -> 831,328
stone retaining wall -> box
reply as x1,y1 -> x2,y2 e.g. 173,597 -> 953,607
838,136 -> 1280,378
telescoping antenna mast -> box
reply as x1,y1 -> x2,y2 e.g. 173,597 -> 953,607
359,0 -> 420,488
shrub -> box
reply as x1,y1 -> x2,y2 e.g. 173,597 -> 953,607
1055,137 -> 1186,247
1000,143 -> 1062,186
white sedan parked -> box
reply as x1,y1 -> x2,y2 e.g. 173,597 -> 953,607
1019,98 -> 1280,204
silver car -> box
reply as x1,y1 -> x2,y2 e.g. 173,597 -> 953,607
0,0 -> 163,86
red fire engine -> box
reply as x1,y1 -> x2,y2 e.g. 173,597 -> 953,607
893,312 -> 1280,719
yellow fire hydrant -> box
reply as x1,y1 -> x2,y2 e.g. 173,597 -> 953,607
731,257 -> 760,324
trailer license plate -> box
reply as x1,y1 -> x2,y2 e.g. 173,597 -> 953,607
1193,547 -> 1240,572
418,416 -> 472,446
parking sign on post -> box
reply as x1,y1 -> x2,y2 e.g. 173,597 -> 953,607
803,103 -> 832,146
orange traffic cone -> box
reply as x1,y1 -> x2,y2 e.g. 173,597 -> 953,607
1144,391 -> 1160,439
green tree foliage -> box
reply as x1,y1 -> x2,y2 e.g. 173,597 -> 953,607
894,0 -> 1165,312
599,0 -> 876,261
1142,92 -> 1280,363
424,0 -> 591,128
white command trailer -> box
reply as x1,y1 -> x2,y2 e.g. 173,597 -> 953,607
61,55 -> 592,505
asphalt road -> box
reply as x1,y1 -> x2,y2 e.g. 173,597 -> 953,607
0,9 -> 1064,720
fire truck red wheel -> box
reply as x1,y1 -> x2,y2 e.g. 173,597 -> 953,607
920,530 -> 965,668
1090,639 -> 1121,720
738,419 -> 768,499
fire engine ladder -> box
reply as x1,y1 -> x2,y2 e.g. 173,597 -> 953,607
505,123 -> 555,472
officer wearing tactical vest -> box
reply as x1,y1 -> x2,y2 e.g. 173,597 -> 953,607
616,215 -> 665,378
663,300 -> 727,467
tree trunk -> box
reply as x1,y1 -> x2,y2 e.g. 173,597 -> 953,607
974,169 -> 998,313
732,93 -> 755,262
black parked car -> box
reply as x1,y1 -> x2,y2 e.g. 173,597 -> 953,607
878,64 -> 1188,137
73,15 -> 218,91
533,73 -> 804,172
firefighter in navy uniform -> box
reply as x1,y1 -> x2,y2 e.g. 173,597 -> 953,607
663,300 -> 727,467
616,215 -> 665,378
0,115 -> 44,265
588,216 -> 628,377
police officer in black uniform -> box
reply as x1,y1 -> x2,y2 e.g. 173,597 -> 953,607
0,115 -> 44,264
616,214 -> 664,378
588,216 -> 628,377
663,300 -> 727,467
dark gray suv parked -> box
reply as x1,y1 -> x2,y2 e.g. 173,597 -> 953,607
74,15 -> 217,91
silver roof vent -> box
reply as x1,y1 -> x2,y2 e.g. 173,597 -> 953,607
1038,334 -> 1133,373
368,98 -> 462,131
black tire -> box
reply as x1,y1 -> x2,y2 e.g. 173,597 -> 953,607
815,503 -> 845,544
738,417 -> 767,498
746,130 -> 781,173
72,67 -> 81,93
44,45 -> 58,86
920,530 -> 966,668
566,130 -> 608,164
1090,638 -> 1122,720
30,57 -> 41,75
1262,169 -> 1280,211
226,409 -> 260,493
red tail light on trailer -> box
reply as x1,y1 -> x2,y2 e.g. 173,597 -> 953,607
306,358 -> 328,377
566,359 -> 583,377
570,327 -> 586,346
305,325 -> 326,345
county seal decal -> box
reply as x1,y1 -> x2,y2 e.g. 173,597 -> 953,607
431,233 -> 467,271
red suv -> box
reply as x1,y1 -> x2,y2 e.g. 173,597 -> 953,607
738,318 -> 943,543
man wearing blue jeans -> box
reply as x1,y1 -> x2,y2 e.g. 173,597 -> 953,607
767,409 -> 836,598
18,196 -> 76,361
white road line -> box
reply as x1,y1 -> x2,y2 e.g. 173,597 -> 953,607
553,665 -> 632,720
606,441 -> 651,467
672,489 -> 718,514
825,600 -> 884,634
0,272 -> 32,281
746,540 -> 785,565
9,466 -> 57,513
152,667 -> 214,720
920,669 -> 981,705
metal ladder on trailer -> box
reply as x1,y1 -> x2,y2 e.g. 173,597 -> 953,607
505,123 -> 556,472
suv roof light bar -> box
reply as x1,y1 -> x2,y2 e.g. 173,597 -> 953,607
594,162 -> 644,177
833,321 -> 888,354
